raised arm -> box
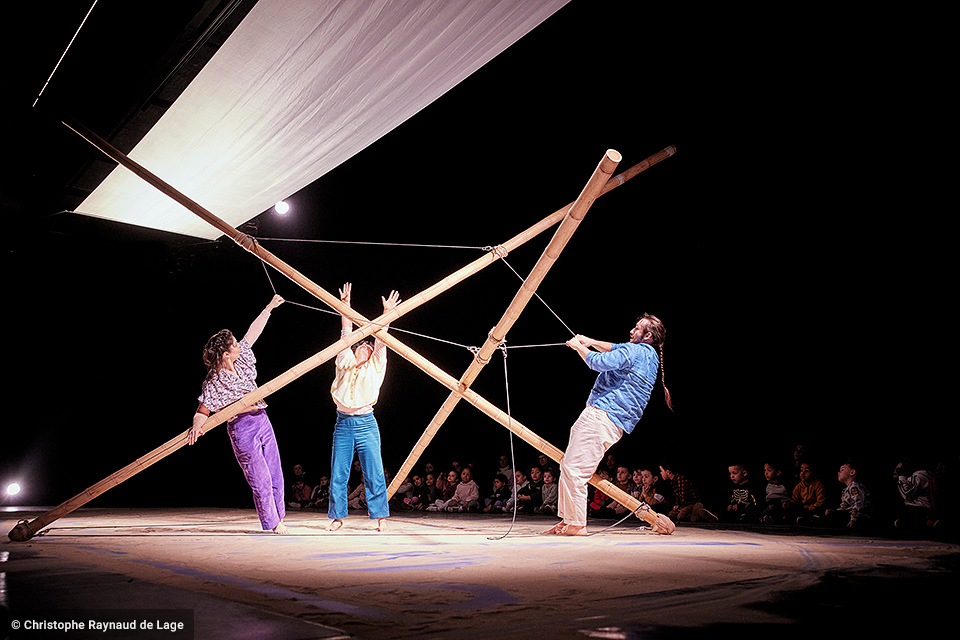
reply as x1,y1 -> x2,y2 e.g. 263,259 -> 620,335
243,294 -> 284,346
373,289 -> 401,358
339,283 -> 353,333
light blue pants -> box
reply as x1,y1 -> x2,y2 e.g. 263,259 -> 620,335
328,411 -> 390,520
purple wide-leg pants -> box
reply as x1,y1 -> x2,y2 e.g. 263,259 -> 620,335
226,409 -> 285,530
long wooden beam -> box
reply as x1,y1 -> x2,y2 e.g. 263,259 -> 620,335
7,123 -> 674,540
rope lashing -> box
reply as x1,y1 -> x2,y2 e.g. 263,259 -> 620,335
484,244 -> 509,259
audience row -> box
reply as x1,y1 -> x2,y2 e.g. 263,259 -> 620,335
284,444 -> 957,538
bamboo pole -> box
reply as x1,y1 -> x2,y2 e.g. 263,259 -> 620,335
385,149 -> 620,497
8,122 -> 674,540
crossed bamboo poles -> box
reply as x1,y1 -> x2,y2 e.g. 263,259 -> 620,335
7,120 -> 674,541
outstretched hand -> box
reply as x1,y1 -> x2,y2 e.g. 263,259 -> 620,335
339,282 -> 352,305
266,294 -> 285,310
382,290 -> 401,311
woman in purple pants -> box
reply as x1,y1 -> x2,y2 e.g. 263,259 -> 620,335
189,295 -> 289,534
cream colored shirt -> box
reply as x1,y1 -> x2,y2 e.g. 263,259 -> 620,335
330,329 -> 388,415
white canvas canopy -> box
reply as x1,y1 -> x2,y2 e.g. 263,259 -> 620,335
76,0 -> 570,239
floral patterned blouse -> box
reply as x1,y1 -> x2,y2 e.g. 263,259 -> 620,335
198,339 -> 267,413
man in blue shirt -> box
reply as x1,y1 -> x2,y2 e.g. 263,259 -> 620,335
544,313 -> 673,536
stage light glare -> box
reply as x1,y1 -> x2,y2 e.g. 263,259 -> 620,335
6,483 -> 21,496
274,200 -> 290,215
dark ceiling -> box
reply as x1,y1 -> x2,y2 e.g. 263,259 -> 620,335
6,0 -> 257,239
2,1 -> 951,506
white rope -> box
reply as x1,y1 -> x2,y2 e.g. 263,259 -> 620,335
488,343 -> 520,540
32,1 -> 101,108
255,236 -> 487,251
497,257 -> 576,337
585,503 -> 652,536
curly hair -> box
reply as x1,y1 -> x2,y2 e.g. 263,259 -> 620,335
202,329 -> 235,381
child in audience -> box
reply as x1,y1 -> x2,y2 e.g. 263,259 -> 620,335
587,468 -> 615,519
496,455 -> 514,490
424,472 -> 440,505
609,466 -> 639,516
787,461 -> 827,524
760,460 -> 790,524
427,470 -> 460,511
526,466 -> 544,512
308,475 -> 330,510
445,467 -> 480,512
893,457 -> 938,530
818,458 -> 872,530
484,474 -> 510,513
537,453 -> 560,480
660,461 -> 718,523
506,469 -> 534,513
402,474 -> 428,510
635,467 -> 669,513
535,469 -> 559,515
724,463 -> 760,523
289,478 -> 313,508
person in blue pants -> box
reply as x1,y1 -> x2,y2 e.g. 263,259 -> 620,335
326,282 -> 400,532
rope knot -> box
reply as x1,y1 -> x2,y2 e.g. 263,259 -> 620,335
484,244 -> 509,259
234,233 -> 257,251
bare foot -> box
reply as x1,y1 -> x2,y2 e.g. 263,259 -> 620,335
559,524 -> 587,536
540,521 -> 567,535
377,518 -> 388,532
325,519 -> 343,532
272,521 -> 289,535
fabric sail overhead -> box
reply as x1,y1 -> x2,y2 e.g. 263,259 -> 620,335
75,0 -> 571,240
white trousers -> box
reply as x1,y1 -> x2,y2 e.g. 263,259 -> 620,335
557,405 -> 624,527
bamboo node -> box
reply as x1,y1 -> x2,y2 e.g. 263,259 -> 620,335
468,346 -> 490,365
487,328 -> 506,346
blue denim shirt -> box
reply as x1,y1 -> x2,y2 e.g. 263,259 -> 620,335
585,342 -> 659,433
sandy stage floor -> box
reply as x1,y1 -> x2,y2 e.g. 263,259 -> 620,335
2,507 -> 958,639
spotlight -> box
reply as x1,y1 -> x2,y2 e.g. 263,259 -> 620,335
6,483 -> 21,496
274,200 -> 290,215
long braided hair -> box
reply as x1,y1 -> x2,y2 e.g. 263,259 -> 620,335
638,313 -> 674,411
202,329 -> 235,381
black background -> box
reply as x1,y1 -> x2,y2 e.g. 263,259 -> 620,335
2,1 -> 951,513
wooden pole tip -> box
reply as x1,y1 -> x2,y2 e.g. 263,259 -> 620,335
7,522 -> 35,542
606,149 -> 622,162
